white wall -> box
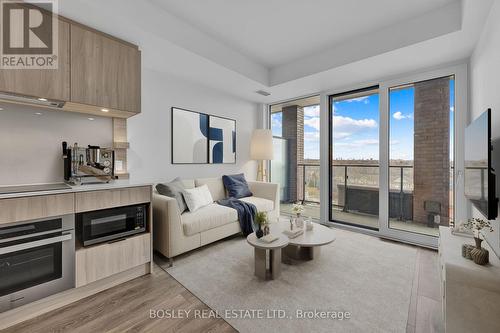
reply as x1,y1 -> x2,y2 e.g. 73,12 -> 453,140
470,0 -> 500,256
0,105 -> 112,186
127,68 -> 258,183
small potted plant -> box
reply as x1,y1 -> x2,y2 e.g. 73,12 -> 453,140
292,203 -> 305,228
292,203 -> 305,217
255,211 -> 268,238
461,218 -> 494,265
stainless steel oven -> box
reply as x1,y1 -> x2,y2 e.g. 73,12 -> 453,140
77,204 -> 147,247
0,215 -> 75,312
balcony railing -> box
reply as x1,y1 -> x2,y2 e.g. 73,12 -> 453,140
296,164 -> 454,222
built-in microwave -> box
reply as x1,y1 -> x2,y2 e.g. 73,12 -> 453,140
76,204 -> 147,247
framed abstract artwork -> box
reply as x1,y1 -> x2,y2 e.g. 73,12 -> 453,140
209,116 -> 236,164
171,107 -> 209,164
171,107 -> 236,164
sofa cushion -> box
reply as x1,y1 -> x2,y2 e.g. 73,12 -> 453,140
181,179 -> 195,189
195,177 -> 226,201
183,184 -> 214,212
156,177 -> 187,212
239,196 -> 274,213
181,203 -> 238,236
222,173 -> 252,199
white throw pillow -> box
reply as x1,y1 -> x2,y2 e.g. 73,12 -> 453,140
182,184 -> 214,212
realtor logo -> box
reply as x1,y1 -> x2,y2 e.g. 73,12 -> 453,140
0,0 -> 58,69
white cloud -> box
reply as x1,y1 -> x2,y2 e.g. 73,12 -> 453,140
335,138 -> 378,148
334,132 -> 351,140
450,106 -> 454,112
304,117 -> 320,131
393,111 -> 412,120
272,118 -> 282,128
304,131 -> 319,141
334,115 -> 377,130
304,105 -> 320,118
354,139 -> 378,145
345,96 -> 370,104
304,129 -> 320,159
329,115 -> 378,140
304,114 -> 378,142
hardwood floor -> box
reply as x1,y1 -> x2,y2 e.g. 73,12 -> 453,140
407,248 -> 443,333
3,264 -> 236,333
3,242 -> 442,333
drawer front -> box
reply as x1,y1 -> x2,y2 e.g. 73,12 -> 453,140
75,186 -> 151,212
76,233 -> 150,287
0,194 -> 74,224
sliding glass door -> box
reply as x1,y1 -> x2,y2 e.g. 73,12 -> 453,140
378,69 -> 459,247
329,87 -> 380,229
327,66 -> 463,247
387,76 -> 455,237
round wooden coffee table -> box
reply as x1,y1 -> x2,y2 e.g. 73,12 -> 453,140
247,233 -> 289,280
271,219 -> 336,262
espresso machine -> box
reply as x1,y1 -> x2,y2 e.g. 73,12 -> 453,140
62,142 -> 115,184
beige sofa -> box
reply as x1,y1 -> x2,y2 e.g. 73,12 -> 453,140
153,177 -> 279,262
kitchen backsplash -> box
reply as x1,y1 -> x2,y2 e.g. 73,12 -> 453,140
0,103 -> 112,186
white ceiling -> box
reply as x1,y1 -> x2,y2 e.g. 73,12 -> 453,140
151,0 -> 457,67
58,0 -> 494,104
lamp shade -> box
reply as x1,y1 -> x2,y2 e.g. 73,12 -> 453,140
250,129 -> 274,160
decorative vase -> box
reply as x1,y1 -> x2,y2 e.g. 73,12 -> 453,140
263,224 -> 270,236
256,225 -> 264,239
474,237 -> 483,249
471,237 -> 489,265
295,214 -> 304,228
306,219 -> 313,231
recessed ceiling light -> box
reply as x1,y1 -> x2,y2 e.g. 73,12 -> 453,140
88,117 -> 95,121
34,112 -> 42,115
101,108 -> 109,112
0,107 -> 3,111
37,98 -> 48,102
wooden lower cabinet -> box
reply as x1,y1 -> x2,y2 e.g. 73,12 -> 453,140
0,193 -> 74,225
75,186 -> 151,213
75,233 -> 151,287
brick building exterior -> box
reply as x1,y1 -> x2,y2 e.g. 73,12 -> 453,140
282,105 -> 304,203
413,77 -> 450,226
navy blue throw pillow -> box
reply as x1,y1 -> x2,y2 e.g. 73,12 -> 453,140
222,173 -> 253,199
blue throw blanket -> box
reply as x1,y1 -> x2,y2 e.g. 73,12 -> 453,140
217,198 -> 257,236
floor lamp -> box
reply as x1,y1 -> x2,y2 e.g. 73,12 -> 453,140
250,129 -> 274,181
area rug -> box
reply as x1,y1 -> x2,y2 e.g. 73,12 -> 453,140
158,227 -> 417,333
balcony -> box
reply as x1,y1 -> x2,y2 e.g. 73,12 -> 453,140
279,164 -> 452,237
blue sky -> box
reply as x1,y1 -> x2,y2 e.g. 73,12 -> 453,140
272,78 -> 454,161
332,94 -> 380,160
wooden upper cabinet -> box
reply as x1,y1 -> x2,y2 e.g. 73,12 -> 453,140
70,25 -> 141,113
0,16 -> 70,101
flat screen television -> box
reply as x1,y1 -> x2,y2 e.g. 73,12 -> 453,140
464,108 -> 498,220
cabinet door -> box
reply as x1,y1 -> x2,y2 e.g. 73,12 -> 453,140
0,193 -> 74,225
0,17 -> 70,101
70,25 -> 141,113
75,233 -> 150,287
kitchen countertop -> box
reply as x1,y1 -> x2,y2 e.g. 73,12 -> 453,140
0,180 -> 153,200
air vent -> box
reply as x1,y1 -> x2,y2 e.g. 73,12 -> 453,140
256,90 -> 271,96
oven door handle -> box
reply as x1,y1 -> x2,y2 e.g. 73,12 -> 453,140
0,232 -> 73,255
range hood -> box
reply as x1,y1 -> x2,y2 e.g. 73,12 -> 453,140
0,92 -> 65,108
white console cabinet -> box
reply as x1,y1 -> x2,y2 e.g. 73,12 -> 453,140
438,226 -> 500,333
